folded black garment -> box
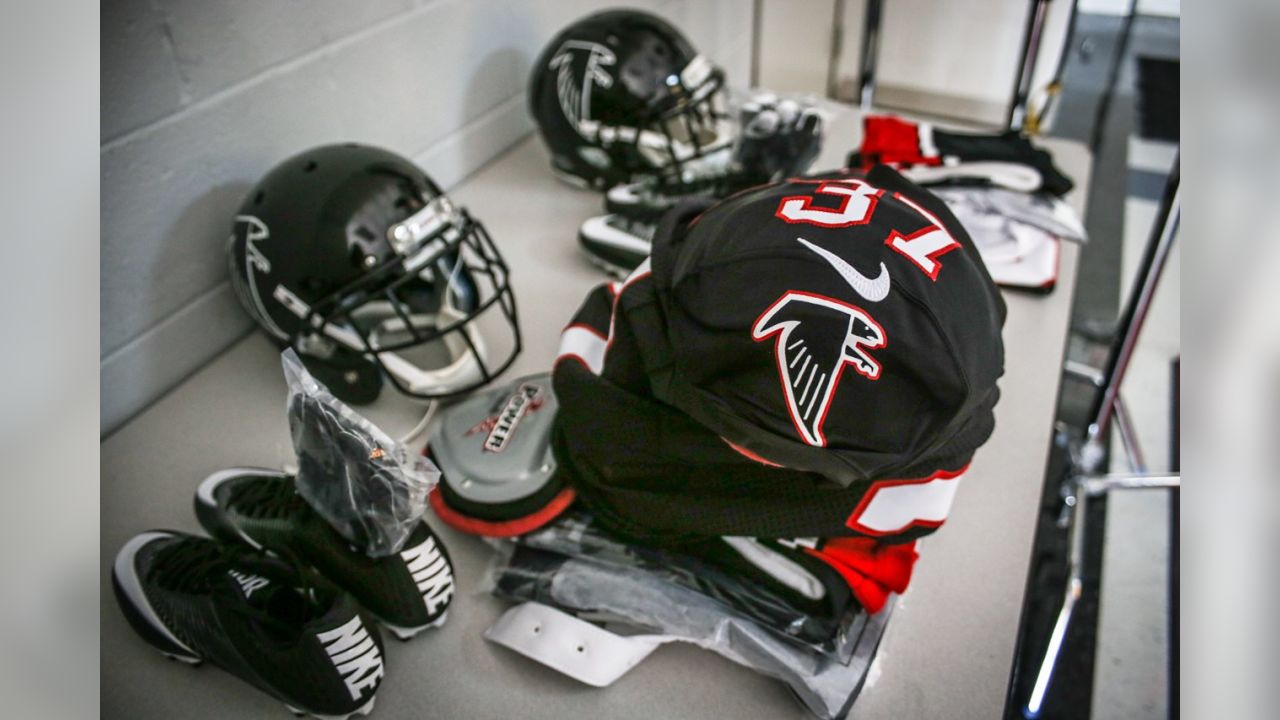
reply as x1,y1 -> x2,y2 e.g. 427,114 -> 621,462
847,115 -> 1074,197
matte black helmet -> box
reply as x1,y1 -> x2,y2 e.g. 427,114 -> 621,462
227,143 -> 521,404
528,9 -> 733,189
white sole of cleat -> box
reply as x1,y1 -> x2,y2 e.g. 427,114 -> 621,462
382,611 -> 448,641
286,695 -> 376,719
161,651 -> 204,665
157,645 -> 374,719
581,252 -> 632,281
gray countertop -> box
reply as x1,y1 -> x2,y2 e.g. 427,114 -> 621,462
102,107 -> 1090,719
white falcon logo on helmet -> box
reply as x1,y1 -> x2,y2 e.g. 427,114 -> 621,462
549,40 -> 616,133
228,214 -> 288,341
752,291 -> 887,447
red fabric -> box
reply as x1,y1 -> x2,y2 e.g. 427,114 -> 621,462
856,116 -> 940,169
721,438 -> 783,468
428,486 -> 577,538
806,538 -> 919,613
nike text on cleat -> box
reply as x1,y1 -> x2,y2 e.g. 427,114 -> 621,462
112,530 -> 385,718
195,468 -> 456,635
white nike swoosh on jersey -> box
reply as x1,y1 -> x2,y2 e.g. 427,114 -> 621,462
796,237 -> 891,302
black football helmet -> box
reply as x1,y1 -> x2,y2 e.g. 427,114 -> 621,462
528,9 -> 733,189
227,144 -> 521,404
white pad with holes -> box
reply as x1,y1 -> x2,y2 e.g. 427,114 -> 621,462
484,602 -> 669,687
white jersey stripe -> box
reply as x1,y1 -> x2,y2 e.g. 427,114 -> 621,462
847,466 -> 968,535
556,258 -> 652,376
557,325 -> 608,375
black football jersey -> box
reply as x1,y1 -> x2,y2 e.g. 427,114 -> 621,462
551,166 -> 1005,542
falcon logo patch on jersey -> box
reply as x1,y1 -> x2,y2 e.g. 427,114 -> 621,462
752,291 -> 886,447
549,40 -> 616,133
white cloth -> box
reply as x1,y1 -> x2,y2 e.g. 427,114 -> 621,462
932,187 -> 1086,290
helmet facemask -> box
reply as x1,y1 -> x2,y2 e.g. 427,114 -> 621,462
279,195 -> 521,400
571,55 -> 735,185
632,57 -> 734,179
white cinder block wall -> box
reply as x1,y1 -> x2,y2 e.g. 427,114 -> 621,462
101,0 -> 755,434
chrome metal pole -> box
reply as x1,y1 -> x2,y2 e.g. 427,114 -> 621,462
1025,475 -> 1088,718
1026,0 -> 1081,134
750,0 -> 764,89
1063,359 -> 1104,387
1025,471 -> 1179,717
1081,473 -> 1180,495
1089,0 -> 1138,152
825,0 -> 847,100
1007,0 -> 1053,130
1085,156 -> 1180,449
858,0 -> 883,110
1111,395 -> 1148,473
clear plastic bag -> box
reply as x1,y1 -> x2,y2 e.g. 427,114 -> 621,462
282,348 -> 439,557
486,543 -> 891,720
930,186 -> 1087,244
511,510 -> 860,660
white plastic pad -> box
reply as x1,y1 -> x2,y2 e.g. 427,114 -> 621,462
484,602 -> 666,687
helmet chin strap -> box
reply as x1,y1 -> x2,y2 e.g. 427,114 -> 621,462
274,285 -> 489,397
370,320 -> 488,396
362,286 -> 489,395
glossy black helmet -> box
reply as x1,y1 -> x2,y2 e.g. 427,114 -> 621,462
528,9 -> 733,189
227,143 -> 521,404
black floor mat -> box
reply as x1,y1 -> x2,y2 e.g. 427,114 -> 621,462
1135,57 -> 1179,141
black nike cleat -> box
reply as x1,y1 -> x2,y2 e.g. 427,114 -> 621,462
585,173 -> 765,279
195,468 -> 455,640
112,530 -> 384,719
603,171 -> 746,217
578,214 -> 656,279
